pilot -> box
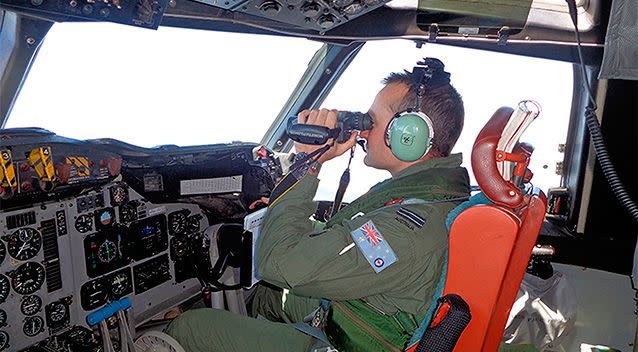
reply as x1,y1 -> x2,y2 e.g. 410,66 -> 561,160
166,58 -> 470,351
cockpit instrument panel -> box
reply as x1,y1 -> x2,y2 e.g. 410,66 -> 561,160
0,0 -> 168,29
0,129 -> 283,351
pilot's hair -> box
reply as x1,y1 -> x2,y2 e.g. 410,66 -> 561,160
382,71 -> 464,158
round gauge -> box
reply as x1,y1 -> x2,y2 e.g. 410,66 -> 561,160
0,275 -> 8,303
23,316 -> 44,337
0,241 -> 5,266
80,279 -> 108,310
6,228 -> 42,261
170,237 -> 189,260
74,214 -> 93,233
10,262 -> 46,295
21,295 -> 42,316
98,240 -> 118,263
95,208 -> 115,228
119,204 -> 137,223
110,185 -> 128,205
109,272 -> 131,298
169,212 -> 187,235
47,302 -> 67,323
0,309 -> 6,327
0,331 -> 8,351
186,215 -> 201,233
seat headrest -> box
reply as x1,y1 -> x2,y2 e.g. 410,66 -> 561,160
471,102 -> 540,208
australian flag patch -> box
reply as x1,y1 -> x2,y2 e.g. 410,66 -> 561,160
350,220 -> 397,273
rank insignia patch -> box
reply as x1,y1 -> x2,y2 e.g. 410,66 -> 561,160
396,207 -> 426,228
350,220 -> 397,273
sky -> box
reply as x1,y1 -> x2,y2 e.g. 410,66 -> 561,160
6,22 -> 573,201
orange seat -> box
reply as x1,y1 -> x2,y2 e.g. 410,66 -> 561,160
406,105 -> 547,352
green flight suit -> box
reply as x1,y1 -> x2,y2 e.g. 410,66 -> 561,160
166,154 -> 470,352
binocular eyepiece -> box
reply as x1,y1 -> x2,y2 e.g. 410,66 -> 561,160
287,111 -> 373,145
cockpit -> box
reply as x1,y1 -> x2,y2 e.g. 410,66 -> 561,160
0,0 -> 636,351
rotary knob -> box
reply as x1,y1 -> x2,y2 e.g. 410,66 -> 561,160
260,0 -> 281,15
318,14 -> 336,29
301,2 -> 321,17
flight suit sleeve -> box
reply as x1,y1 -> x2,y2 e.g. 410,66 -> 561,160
257,175 -> 447,301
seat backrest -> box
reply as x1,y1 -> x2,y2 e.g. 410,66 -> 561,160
445,105 -> 547,352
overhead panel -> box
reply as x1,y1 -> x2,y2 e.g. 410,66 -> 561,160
0,0 -> 169,29
192,0 -> 392,32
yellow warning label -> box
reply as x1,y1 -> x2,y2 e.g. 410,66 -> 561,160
0,149 -> 17,187
28,146 -> 55,182
65,156 -> 91,177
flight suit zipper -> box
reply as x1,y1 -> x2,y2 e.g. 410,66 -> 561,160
332,302 -> 402,352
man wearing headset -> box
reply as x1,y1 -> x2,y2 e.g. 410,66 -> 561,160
167,58 -> 469,351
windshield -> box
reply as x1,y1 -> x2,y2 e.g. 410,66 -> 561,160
5,22 -> 323,147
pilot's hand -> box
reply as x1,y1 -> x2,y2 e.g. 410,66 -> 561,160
295,108 -> 357,167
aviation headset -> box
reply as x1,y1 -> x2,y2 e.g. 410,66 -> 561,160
384,58 -> 451,162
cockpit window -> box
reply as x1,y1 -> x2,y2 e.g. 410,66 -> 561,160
317,39 -> 573,201
6,22 -> 322,147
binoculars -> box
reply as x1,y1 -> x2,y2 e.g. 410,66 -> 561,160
287,111 -> 373,145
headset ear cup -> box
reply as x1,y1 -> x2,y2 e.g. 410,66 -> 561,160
387,111 -> 434,162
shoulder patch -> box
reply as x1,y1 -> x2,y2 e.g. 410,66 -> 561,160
396,207 -> 426,229
350,220 -> 397,273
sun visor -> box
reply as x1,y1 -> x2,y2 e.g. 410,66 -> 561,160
599,0 -> 638,81
417,0 -> 533,38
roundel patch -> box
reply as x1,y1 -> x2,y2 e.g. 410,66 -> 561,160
374,258 -> 385,268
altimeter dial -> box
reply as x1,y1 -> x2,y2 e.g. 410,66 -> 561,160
6,228 -> 42,261
10,262 -> 46,295
21,295 -> 42,316
23,316 -> 44,337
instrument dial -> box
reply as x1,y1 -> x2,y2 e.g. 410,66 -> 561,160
170,237 -> 189,260
21,295 -> 42,316
6,228 -> 42,261
109,271 -> 132,298
80,279 -> 108,310
168,212 -> 187,235
110,185 -> 129,205
186,215 -> 201,233
0,241 -> 5,266
74,214 -> 93,233
95,208 -> 116,229
0,275 -> 9,303
119,203 -> 137,223
98,240 -> 118,263
10,262 -> 46,295
23,316 -> 44,337
0,309 -> 6,327
47,302 -> 67,323
0,331 -> 8,351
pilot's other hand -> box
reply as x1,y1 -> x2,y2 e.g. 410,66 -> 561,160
295,108 -> 357,166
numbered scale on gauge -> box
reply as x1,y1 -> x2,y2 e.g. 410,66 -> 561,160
0,241 -> 5,266
75,214 -> 93,233
5,228 -> 42,261
47,302 -> 67,324
0,275 -> 9,303
23,316 -> 44,337
109,271 -> 131,298
10,262 -> 46,295
168,212 -> 187,235
0,309 -> 6,327
21,295 -> 42,316
0,331 -> 8,351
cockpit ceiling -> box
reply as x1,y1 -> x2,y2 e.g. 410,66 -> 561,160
0,0 -> 608,46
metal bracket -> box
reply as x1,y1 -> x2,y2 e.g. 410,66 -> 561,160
497,26 -> 510,46
428,23 -> 439,43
